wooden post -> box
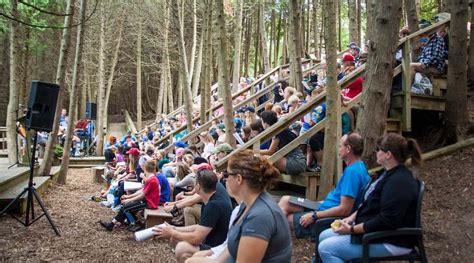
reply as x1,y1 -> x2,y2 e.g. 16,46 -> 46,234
305,173 -> 320,201
401,41 -> 412,131
92,166 -> 105,183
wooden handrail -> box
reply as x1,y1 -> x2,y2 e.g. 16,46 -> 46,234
160,50 -> 351,152
214,63 -> 368,171
268,64 -> 402,164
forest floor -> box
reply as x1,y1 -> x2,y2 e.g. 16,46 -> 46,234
0,145 -> 473,262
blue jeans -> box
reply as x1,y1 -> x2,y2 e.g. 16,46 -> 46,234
318,228 -> 392,263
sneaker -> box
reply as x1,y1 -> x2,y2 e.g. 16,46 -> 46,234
111,205 -> 122,213
99,221 -> 114,231
128,224 -> 143,232
307,165 -> 321,172
100,201 -> 111,207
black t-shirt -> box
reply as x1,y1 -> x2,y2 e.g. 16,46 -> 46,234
199,182 -> 233,247
275,128 -> 297,150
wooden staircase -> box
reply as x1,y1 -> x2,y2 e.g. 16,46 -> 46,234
0,165 -> 60,213
69,156 -> 105,168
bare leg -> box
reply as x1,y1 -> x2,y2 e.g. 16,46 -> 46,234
175,241 -> 199,263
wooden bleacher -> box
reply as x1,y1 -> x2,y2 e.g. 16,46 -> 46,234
214,15 -> 451,201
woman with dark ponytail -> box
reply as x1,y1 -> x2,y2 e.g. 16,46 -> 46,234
215,149 -> 292,262
318,133 -> 422,262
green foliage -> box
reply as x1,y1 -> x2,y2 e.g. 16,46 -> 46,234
419,0 -> 440,21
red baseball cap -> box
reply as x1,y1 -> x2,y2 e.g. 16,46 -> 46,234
126,147 -> 140,156
342,52 -> 355,62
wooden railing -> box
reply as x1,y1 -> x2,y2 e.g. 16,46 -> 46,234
161,49 -> 351,153
153,58 -> 322,149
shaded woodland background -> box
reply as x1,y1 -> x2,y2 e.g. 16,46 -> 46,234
0,0 -> 446,124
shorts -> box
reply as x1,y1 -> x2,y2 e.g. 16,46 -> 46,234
285,148 -> 307,175
199,243 -> 212,251
309,131 -> 324,152
293,211 -> 319,238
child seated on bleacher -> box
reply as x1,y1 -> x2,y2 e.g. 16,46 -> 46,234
99,159 -> 160,231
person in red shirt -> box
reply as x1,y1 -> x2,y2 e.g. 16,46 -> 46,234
100,160 -> 160,231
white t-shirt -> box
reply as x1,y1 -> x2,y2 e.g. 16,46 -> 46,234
202,143 -> 215,160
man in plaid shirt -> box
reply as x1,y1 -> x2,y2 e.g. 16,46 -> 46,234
410,25 -> 448,82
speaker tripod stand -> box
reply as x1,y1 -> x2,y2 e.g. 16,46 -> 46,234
0,132 -> 61,236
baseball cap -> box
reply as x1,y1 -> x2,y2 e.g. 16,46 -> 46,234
217,123 -> 226,131
126,147 -> 140,156
212,143 -> 233,154
342,52 -> 355,62
245,106 -> 255,113
348,42 -> 358,49
174,141 -> 188,148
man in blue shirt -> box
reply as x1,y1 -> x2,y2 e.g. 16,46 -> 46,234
278,133 -> 370,239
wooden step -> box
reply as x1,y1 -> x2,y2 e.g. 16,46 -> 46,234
280,172 -> 321,201
0,176 -> 51,213
69,164 -> 96,169
0,166 -> 38,194
391,93 -> 446,111
386,118 -> 402,133
69,157 -> 105,168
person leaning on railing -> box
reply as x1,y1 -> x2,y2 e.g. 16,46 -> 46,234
318,133 -> 422,262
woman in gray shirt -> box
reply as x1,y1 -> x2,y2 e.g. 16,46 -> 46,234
223,150 -> 292,263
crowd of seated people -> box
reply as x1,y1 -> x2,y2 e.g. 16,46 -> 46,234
91,120 -> 423,263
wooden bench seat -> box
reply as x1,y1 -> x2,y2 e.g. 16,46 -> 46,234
144,207 -> 173,228
280,172 -> 320,201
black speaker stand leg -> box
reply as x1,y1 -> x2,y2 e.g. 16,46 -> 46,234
0,132 -> 61,236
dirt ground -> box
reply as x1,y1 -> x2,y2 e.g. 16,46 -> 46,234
0,146 -> 473,262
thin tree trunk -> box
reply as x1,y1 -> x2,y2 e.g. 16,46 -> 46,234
243,15 -> 252,78
338,0 -> 342,51
201,1 -> 212,123
254,8 -> 260,77
95,5 -> 106,156
136,18 -> 143,130
103,17 -> 124,126
269,6 -> 275,67
468,1 -> 474,88
58,0 -> 86,184
312,0 -> 320,57
348,0 -> 359,45
259,0 -> 271,76
444,0 -> 469,143
192,29 -> 204,98
282,26 -> 288,65
40,0 -> 74,176
404,0 -> 419,59
172,1 -> 193,132
288,0 -> 304,93
216,0 -> 236,146
188,0 -> 198,88
6,0 -> 19,165
356,0 -> 402,166
232,0 -> 244,93
274,9 -> 282,66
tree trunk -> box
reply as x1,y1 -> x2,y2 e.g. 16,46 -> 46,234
136,18 -> 143,130
103,17 -> 124,125
6,0 -> 19,165
95,6 -> 106,156
288,0 -> 304,93
444,0 -> 469,143
201,1 -> 212,124
172,1 -> 193,132
338,0 -> 342,51
356,0 -> 402,167
312,0 -> 320,57
58,0 -> 86,184
232,0 -> 244,93
254,8 -> 260,77
404,0 -> 419,59
274,9 -> 282,65
40,0 -> 74,176
217,0 -> 236,147
269,7 -> 275,67
157,3 -> 171,117
318,0 -> 339,199
259,0 -> 271,76
348,0 -> 359,45
468,1 -> 474,88
192,28 -> 204,98
243,14 -> 252,78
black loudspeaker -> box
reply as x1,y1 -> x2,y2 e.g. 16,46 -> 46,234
86,102 -> 97,120
25,81 -> 60,132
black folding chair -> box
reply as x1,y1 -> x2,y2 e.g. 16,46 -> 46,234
350,179 -> 427,263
